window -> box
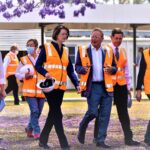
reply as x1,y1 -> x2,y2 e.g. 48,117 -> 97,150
68,46 -> 76,64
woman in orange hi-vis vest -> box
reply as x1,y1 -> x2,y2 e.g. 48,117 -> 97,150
136,48 -> 150,146
35,25 -> 80,150
15,39 -> 45,140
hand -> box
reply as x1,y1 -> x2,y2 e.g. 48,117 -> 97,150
45,73 -> 52,79
128,90 -> 132,97
76,86 -> 81,94
25,73 -> 33,80
104,65 -> 112,74
83,66 -> 90,73
136,90 -> 142,102
0,90 -> 6,98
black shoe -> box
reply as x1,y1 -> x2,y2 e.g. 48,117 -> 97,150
125,139 -> 140,146
96,142 -> 111,148
21,96 -> 26,101
144,139 -> 150,146
39,142 -> 50,149
61,146 -> 70,150
77,129 -> 85,144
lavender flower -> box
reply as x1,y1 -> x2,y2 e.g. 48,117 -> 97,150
0,0 -> 96,20
6,0 -> 13,8
0,3 -> 7,12
3,11 -> 12,20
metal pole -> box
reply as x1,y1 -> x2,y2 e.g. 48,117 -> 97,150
39,23 -> 45,45
131,24 -> 137,98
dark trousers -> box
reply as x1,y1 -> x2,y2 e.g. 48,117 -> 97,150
39,89 -> 69,148
5,75 -> 19,104
94,84 -> 133,141
114,84 -> 133,142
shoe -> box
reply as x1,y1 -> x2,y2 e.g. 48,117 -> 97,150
144,139 -> 150,146
77,129 -> 85,144
25,128 -> 33,138
39,142 -> 50,149
61,146 -> 70,150
34,134 -> 40,140
96,142 -> 111,148
93,138 -> 97,144
125,139 -> 140,146
21,96 -> 26,101
14,103 -> 20,105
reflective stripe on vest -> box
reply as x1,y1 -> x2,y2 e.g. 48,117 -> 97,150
117,67 -> 124,71
44,64 -> 67,70
22,89 -> 43,94
80,81 -> 87,86
55,80 -> 67,86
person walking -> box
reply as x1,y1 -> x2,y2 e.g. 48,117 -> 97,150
3,44 -> 20,105
75,28 -> 116,148
106,28 -> 140,146
35,25 -> 80,150
0,50 -> 6,149
136,48 -> 150,146
15,39 -> 45,139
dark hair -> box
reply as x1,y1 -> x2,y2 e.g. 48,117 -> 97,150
52,25 -> 70,40
111,28 -> 124,37
26,39 -> 38,47
92,28 -> 104,38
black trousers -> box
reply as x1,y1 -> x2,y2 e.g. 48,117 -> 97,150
114,84 -> 133,141
39,89 -> 69,148
94,84 -> 133,142
5,75 -> 19,104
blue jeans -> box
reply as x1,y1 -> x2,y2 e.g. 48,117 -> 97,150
79,82 -> 112,142
26,97 -> 45,134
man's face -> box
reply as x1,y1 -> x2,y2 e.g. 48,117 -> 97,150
91,31 -> 103,49
111,33 -> 123,47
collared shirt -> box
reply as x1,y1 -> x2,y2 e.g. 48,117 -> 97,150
110,43 -> 131,90
0,52 -> 5,84
15,54 -> 38,80
91,44 -> 103,82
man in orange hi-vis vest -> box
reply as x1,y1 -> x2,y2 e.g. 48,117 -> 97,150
94,28 -> 140,146
3,44 -> 20,105
75,28 -> 117,148
136,48 -> 150,146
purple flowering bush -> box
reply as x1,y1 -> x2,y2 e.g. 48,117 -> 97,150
0,0 -> 96,20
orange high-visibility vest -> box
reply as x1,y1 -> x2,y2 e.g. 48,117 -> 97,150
112,47 -> 127,86
103,46 -> 114,92
20,56 -> 45,98
78,46 -> 91,91
79,46 -> 114,92
143,49 -> 150,94
5,52 -> 19,78
44,43 -> 69,90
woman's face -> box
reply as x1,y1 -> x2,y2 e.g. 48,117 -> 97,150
57,29 -> 68,43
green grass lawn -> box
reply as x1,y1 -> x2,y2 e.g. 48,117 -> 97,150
0,99 -> 150,150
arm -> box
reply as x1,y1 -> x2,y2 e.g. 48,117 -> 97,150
75,50 -> 88,74
124,61 -> 132,91
3,55 -> 11,78
0,52 -> 6,98
67,57 -> 79,88
135,53 -> 146,102
15,62 -> 25,80
136,53 -> 146,90
35,45 -> 48,77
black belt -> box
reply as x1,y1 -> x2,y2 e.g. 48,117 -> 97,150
92,81 -> 104,84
